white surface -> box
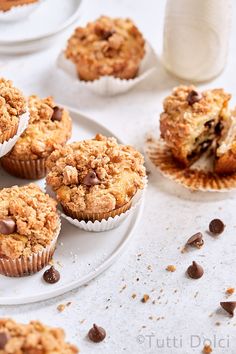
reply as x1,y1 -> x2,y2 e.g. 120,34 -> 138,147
1,0 -> 236,353
0,109 -> 144,305
162,0 -> 232,81
0,0 -> 82,53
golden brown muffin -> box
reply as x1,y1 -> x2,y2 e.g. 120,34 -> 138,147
1,95 -> 72,179
65,16 -> 145,81
0,184 -> 60,277
46,134 -> 146,222
0,318 -> 78,353
215,108 -> 236,175
0,78 -> 26,144
0,0 -> 38,12
160,85 -> 231,167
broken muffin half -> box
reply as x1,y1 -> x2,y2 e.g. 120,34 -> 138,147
160,85 -> 231,167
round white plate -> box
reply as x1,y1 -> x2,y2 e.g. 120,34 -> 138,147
0,108 -> 144,305
0,0 -> 82,53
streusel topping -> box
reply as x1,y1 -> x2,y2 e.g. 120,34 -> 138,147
46,134 -> 146,214
0,78 -> 26,136
0,319 -> 78,354
65,16 -> 145,80
5,95 -> 72,160
0,184 -> 59,259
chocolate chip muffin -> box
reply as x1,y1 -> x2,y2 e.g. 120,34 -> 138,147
1,95 -> 72,179
46,134 -> 146,222
0,78 -> 26,144
65,16 -> 145,81
0,0 -> 38,12
0,318 -> 78,353
0,184 -> 60,277
160,85 -> 231,167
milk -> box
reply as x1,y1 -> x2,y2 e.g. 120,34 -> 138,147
162,0 -> 232,82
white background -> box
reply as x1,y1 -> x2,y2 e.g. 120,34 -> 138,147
1,0 -> 236,353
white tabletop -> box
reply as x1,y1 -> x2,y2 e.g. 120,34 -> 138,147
1,1 -> 236,353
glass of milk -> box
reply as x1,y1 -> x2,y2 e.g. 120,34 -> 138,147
162,0 -> 232,82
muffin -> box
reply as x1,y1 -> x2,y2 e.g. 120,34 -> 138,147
65,16 -> 145,81
1,95 -> 72,179
46,134 -> 146,222
0,318 -> 78,353
215,108 -> 236,175
0,184 -> 60,277
0,78 -> 26,144
160,85 -> 231,167
0,0 -> 38,12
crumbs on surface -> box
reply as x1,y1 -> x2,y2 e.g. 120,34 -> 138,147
166,265 -> 176,272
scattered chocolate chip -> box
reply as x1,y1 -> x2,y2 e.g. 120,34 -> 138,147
102,29 -> 115,40
82,171 -> 100,186
88,324 -> 106,343
51,106 -> 63,122
187,261 -> 204,279
43,266 -> 60,284
209,219 -> 225,235
0,332 -> 9,349
186,232 -> 204,248
187,90 -> 202,105
0,218 -> 16,235
220,301 -> 236,316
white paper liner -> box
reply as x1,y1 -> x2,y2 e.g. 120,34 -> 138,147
0,219 -> 61,277
46,177 -> 147,232
57,42 -> 158,96
0,110 -> 30,158
0,1 -> 43,22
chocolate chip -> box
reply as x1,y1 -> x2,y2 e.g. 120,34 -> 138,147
220,302 -> 236,316
186,232 -> 204,249
43,266 -> 60,284
0,332 -> 9,349
82,171 -> 100,186
88,324 -> 106,343
102,29 -> 115,40
187,261 -> 204,279
51,106 -> 63,122
209,219 -> 225,235
187,90 -> 202,105
0,218 -> 16,235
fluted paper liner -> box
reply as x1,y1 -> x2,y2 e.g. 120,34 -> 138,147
57,42 -> 157,96
1,156 -> 47,179
0,220 -> 61,277
0,110 -> 30,158
46,177 -> 147,232
0,1 -> 42,22
145,136 -> 236,192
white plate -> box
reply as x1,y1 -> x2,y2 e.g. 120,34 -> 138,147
0,108 -> 144,305
0,0 -> 82,53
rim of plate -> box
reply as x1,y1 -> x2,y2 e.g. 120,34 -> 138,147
0,107 -> 145,305
0,0 -> 83,45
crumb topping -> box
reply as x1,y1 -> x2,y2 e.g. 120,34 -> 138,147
0,318 -> 78,354
46,134 -> 146,214
0,78 -> 26,136
6,95 -> 71,160
65,16 -> 145,81
0,184 -> 59,259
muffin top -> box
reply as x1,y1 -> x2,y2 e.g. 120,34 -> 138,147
0,78 -> 26,136
0,184 -> 59,259
65,16 -> 145,80
0,318 -> 78,354
5,95 -> 72,160
46,134 -> 146,214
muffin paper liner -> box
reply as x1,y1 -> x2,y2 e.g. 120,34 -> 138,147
57,42 -> 158,96
145,135 -> 236,192
0,122 -> 18,144
0,1 -> 42,22
1,155 -> 47,179
0,220 -> 61,277
0,110 -> 30,158
46,177 -> 147,232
